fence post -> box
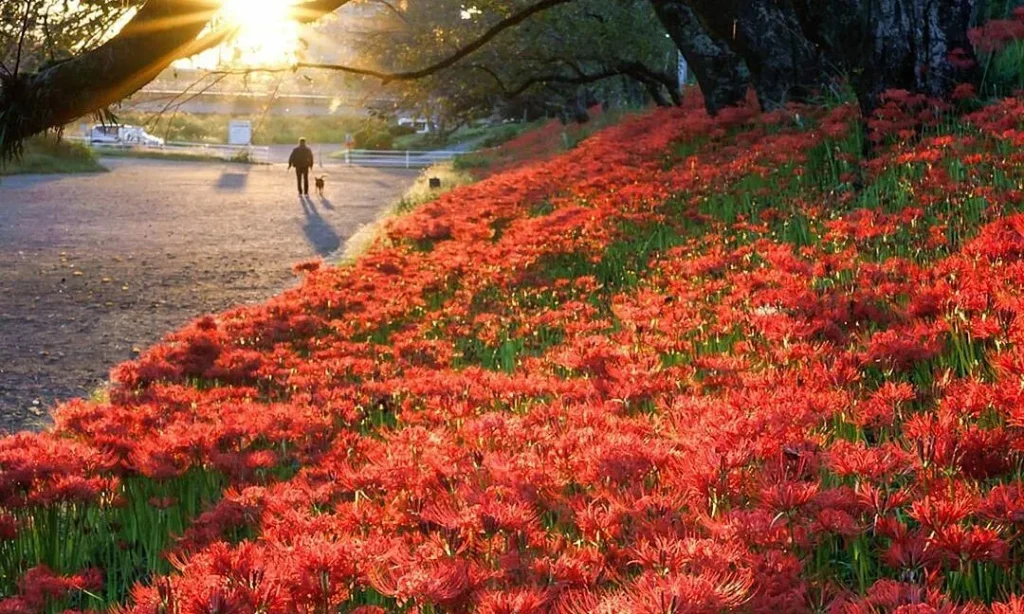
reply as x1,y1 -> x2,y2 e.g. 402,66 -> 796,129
405,150 -> 410,169
345,149 -> 351,165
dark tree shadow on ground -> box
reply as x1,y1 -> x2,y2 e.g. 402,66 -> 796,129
216,171 -> 249,191
300,197 -> 341,255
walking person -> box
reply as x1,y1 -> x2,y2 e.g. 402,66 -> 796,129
288,137 -> 315,196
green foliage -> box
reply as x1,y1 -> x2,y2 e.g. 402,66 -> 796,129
1,1 -> 138,73
1,135 -> 105,176
984,39 -> 1024,95
110,112 -> 372,146
352,118 -> 395,150
98,148 -> 264,165
0,469 -> 224,608
394,162 -> 476,213
356,0 -> 676,125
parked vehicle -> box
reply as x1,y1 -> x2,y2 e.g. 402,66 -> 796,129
88,124 -> 165,147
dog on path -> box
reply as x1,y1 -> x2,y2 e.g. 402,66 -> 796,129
314,176 -> 326,197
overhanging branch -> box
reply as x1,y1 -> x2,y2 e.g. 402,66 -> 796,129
298,0 -> 575,83
0,0 -> 354,159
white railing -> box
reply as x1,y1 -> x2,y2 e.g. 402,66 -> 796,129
82,139 -> 271,163
164,142 -> 272,163
338,149 -> 461,169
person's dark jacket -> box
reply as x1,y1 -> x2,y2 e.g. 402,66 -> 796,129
288,145 -> 314,170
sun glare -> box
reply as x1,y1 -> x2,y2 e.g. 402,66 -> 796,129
186,0 -> 301,68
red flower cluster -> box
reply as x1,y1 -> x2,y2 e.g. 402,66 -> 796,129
969,9 -> 1024,54
3,92 -> 1024,613
0,566 -> 102,613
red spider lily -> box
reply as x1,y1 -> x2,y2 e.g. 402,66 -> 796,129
7,93 -> 1024,613
970,17 -> 1024,54
0,566 -> 103,610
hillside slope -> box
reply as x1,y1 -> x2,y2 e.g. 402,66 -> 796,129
3,95 -> 1024,613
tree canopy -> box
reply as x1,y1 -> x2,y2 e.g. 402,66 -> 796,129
351,0 -> 677,127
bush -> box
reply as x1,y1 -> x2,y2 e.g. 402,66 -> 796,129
1,135 -> 105,175
353,119 -> 394,150
389,124 -> 418,137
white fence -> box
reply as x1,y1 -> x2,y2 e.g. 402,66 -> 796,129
160,142 -> 271,163
337,149 -> 462,169
72,137 -> 271,163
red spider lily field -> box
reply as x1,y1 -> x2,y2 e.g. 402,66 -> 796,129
5,88 -> 1024,613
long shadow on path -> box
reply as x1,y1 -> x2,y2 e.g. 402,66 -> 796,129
216,170 -> 250,191
300,196 -> 341,255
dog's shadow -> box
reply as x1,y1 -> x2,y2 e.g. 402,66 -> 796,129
319,197 -> 335,210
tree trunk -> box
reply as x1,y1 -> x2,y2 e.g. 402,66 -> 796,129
649,0 -> 750,115
789,0 -> 980,113
682,0 -> 831,110
653,0 -> 978,115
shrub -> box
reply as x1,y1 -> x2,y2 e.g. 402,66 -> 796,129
1,135 -> 104,175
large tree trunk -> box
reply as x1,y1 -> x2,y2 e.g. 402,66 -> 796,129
790,0 -> 980,113
652,0 -> 978,116
649,0 -> 750,115
682,0 -> 831,110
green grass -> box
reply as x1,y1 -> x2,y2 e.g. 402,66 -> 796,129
1,136 -> 106,176
106,112 -> 382,147
391,122 -> 543,151
98,147 -> 268,165
981,39 -> 1024,96
454,110 -> 638,172
1,469 -> 226,608
336,161 -> 476,264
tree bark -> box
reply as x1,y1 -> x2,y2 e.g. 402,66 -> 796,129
789,0 -> 979,113
680,0 -> 830,110
649,0 -> 750,114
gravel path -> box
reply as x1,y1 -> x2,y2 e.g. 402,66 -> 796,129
0,158 -> 418,432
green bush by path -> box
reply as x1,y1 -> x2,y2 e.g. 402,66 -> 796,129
1,136 -> 105,176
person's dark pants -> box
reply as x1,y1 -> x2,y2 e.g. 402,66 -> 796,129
295,168 -> 309,195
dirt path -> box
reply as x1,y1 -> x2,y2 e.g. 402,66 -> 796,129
0,159 -> 418,432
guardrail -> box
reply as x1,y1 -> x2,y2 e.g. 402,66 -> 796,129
337,149 -> 461,169
78,138 -> 271,163
164,142 -> 272,163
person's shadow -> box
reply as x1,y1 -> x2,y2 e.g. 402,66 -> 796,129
300,196 -> 341,255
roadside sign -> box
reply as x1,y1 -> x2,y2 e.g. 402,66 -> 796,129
228,120 -> 252,145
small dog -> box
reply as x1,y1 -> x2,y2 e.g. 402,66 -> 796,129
314,176 -> 326,197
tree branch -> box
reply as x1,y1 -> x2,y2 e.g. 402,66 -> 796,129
13,0 -> 33,76
299,0 -> 575,83
471,62 -> 641,100
1,0 -> 355,159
